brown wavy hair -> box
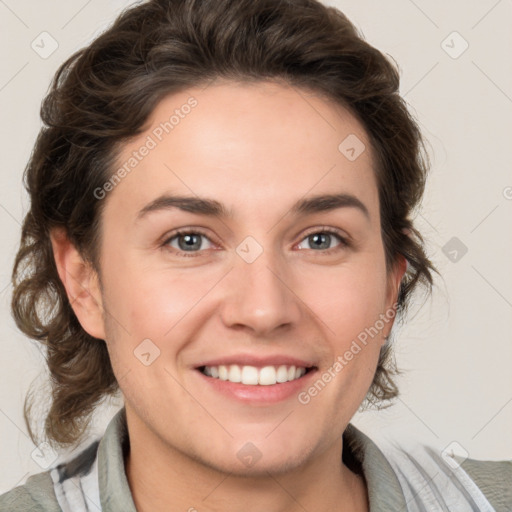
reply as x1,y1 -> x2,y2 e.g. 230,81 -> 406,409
12,0 -> 437,449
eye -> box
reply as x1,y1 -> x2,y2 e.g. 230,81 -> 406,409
163,229 -> 215,256
296,228 -> 349,252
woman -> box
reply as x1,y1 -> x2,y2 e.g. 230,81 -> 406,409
1,0 -> 510,510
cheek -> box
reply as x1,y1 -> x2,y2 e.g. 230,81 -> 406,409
102,253 -> 210,337
298,258 -> 389,341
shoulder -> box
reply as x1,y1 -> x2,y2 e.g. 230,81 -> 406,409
0,439 -> 100,512
358,429 -> 511,511
0,471 -> 61,512
461,457 -> 512,511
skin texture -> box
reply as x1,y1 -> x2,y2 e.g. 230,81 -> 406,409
51,80 -> 406,512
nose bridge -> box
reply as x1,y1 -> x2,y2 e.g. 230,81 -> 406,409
219,241 -> 301,334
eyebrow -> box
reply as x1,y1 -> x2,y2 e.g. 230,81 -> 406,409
136,192 -> 370,221
137,195 -> 230,220
292,193 -> 370,220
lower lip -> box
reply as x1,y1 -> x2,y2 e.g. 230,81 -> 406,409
195,368 -> 318,404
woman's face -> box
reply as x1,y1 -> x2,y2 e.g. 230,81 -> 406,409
91,80 -> 404,474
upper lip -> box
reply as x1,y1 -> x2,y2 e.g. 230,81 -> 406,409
194,354 -> 317,369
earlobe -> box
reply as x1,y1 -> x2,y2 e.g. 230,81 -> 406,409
382,255 -> 408,341
50,228 -> 106,340
389,255 -> 408,302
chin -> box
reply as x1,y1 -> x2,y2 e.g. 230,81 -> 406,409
193,440 -> 315,478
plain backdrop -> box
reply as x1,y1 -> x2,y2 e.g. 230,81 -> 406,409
1,0 -> 511,494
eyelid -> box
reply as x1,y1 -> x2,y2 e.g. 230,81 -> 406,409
299,225 -> 349,240
294,226 -> 351,251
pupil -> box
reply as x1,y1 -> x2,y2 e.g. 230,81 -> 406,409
179,234 -> 201,251
310,233 -> 330,250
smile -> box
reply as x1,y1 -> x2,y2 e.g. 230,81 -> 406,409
199,364 -> 313,385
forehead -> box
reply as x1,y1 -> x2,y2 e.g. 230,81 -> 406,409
104,80 -> 379,224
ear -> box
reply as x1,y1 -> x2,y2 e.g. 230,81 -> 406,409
382,254 -> 408,340
50,228 -> 106,340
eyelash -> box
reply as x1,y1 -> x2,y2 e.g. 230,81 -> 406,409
297,227 -> 350,254
161,228 -> 214,258
161,226 -> 350,258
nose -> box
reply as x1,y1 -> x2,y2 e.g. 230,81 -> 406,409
218,246 -> 302,337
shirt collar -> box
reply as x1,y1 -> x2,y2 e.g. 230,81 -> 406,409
98,407 -> 137,512
344,423 -> 407,511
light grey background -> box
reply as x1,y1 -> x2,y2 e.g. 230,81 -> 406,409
1,0 -> 511,494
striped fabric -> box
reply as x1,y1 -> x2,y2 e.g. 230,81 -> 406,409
376,438 -> 496,511
50,441 -> 102,511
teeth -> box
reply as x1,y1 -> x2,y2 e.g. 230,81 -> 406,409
258,366 -> 275,386
218,365 -> 229,381
228,365 -> 242,383
242,366 -> 259,385
276,365 -> 289,383
201,364 -> 309,385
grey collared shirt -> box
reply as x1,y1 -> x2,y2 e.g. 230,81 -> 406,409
1,407 -> 510,511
